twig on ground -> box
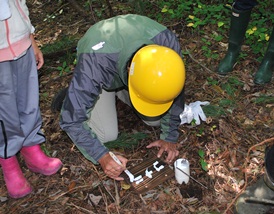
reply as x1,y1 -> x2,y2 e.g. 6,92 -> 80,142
87,194 -> 100,214
114,180 -> 121,213
151,211 -> 169,214
185,47 -> 215,74
91,164 -> 118,212
50,184 -> 100,201
139,194 -> 147,205
43,207 -> 47,214
246,137 -> 274,158
150,126 -> 158,140
99,186 -> 110,214
67,202 -> 95,214
100,182 -> 115,202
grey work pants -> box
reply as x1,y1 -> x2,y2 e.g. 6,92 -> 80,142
87,89 -> 160,143
0,47 -> 45,158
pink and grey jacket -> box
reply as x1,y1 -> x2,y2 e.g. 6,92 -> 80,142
0,0 -> 34,62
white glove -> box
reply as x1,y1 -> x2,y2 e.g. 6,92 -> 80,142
179,104 -> 193,124
180,101 -> 210,125
0,0 -> 11,21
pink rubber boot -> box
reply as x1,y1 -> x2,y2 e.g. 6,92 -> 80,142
20,145 -> 62,176
0,156 -> 32,198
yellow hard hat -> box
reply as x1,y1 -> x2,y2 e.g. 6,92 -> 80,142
128,45 -> 185,117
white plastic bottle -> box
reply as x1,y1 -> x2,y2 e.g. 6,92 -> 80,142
174,158 -> 190,184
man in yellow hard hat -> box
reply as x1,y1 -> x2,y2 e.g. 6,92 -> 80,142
57,14 -> 186,180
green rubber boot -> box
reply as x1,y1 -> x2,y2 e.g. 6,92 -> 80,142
235,146 -> 274,213
217,7 -> 251,75
235,177 -> 274,214
254,27 -> 274,84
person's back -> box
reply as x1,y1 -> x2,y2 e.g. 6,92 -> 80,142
76,14 -> 168,89
59,14 -> 186,180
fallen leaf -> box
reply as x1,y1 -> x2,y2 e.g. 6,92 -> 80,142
121,181 -> 131,190
88,194 -> 102,206
68,181 -> 76,192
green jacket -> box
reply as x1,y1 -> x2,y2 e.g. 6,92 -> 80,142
60,14 -> 185,163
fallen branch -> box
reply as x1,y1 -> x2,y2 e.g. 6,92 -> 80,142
185,47 -> 215,74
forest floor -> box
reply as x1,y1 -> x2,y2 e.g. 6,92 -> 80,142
1,1 -> 274,213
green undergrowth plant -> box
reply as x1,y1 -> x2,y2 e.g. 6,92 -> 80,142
253,95 -> 274,104
104,132 -> 147,149
57,61 -> 72,76
218,76 -> 243,112
202,76 -> 244,117
198,149 -> 208,171
245,2 -> 274,60
41,36 -> 78,55
195,126 -> 205,137
41,36 -> 78,74
148,0 -> 274,60
40,143 -> 51,156
156,1 -> 231,28
202,104 -> 226,118
42,1 -> 274,74
201,37 -> 219,59
152,1 -> 233,60
221,76 -> 244,96
84,0 -> 105,18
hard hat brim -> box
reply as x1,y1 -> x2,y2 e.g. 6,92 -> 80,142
128,84 -> 173,117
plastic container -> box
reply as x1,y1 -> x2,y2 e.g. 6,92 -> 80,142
174,158 -> 190,184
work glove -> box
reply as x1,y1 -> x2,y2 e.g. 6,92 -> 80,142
0,0 -> 11,21
180,101 -> 210,125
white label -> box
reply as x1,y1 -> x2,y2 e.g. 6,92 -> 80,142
145,168 -> 153,178
153,161 -> 164,172
92,41 -> 105,50
232,12 -> 239,17
129,62 -> 135,75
